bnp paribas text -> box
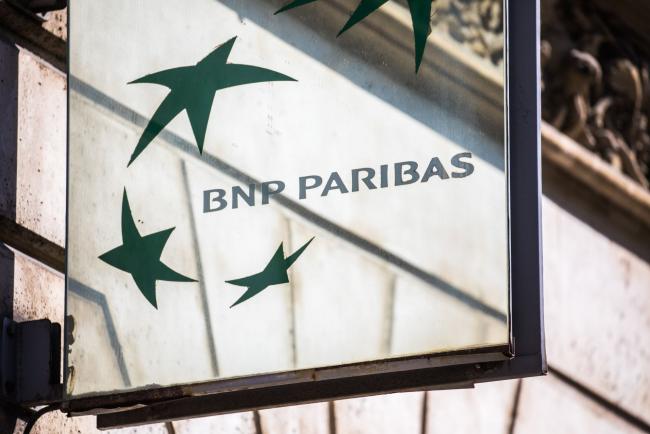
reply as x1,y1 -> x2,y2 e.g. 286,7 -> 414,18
203,153 -> 475,213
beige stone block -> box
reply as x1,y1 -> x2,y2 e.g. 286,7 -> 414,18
172,412 -> 256,434
16,412 -> 168,434
425,380 -> 518,434
260,403 -> 329,434
542,197 -> 650,424
12,251 -> 64,322
42,10 -> 68,41
334,392 -> 424,434
14,50 -> 66,246
514,376 -> 646,434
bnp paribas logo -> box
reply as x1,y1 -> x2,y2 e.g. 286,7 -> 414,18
276,0 -> 434,72
100,37 -> 310,310
101,1 -> 440,309
126,36 -> 296,166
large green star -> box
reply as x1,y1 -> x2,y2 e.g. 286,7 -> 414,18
275,0 -> 433,72
99,190 -> 196,308
127,36 -> 296,166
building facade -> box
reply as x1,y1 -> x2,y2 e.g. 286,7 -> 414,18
0,1 -> 649,433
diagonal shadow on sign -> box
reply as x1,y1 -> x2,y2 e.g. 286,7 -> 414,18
223,0 -> 505,170
70,76 -> 507,324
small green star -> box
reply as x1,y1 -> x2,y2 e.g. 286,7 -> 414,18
127,36 -> 296,166
275,0 -> 433,72
226,237 -> 314,308
99,189 -> 197,309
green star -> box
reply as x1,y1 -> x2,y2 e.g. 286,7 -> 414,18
99,189 -> 197,309
226,237 -> 314,308
127,36 -> 296,166
275,0 -> 433,72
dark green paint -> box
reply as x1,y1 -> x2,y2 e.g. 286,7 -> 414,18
128,37 -> 296,166
338,0 -> 389,37
275,0 -> 433,72
99,190 -> 197,308
226,237 -> 314,308
407,0 -> 433,72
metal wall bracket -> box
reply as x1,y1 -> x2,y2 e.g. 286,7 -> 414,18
0,318 -> 62,406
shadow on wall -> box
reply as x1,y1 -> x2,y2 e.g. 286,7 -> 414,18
0,37 -> 19,434
542,161 -> 650,265
0,39 -> 18,320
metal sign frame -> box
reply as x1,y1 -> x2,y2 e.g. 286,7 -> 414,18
62,0 -> 544,427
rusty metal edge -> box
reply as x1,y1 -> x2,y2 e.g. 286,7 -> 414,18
61,344 -> 512,415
